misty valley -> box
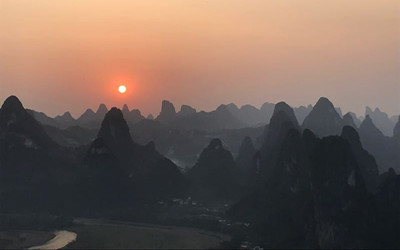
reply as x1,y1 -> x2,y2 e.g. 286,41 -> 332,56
0,95 -> 399,249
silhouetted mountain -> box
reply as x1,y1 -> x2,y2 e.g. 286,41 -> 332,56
97,107 -> 134,157
188,139 -> 239,201
230,128 -> 374,248
349,112 -> 362,127
210,126 -> 264,159
394,116 -> 400,140
224,103 -> 240,116
216,103 -> 271,127
235,104 -> 266,126
122,104 -> 130,116
81,138 -> 131,208
0,96 -> 57,149
2,94 -> 400,248
43,125 -> 96,147
128,109 -> 145,123
390,115 -> 399,124
365,106 -> 396,136
259,102 -> 300,178
342,112 -> 357,128
121,104 -> 131,121
147,114 -> 154,120
274,101 -> 299,126
341,126 -> 379,193
235,136 -> 258,186
178,105 -> 196,116
156,100 -> 176,123
171,104 -> 246,131
130,118 -> 263,169
335,107 -> 343,117
112,100 -> 325,133
359,115 -> 400,172
54,112 -> 75,125
293,104 -> 313,124
130,119 -> 208,168
27,109 -> 59,127
88,107 -> 185,198
0,96 -> 75,212
236,137 -> 256,168
260,102 -> 275,122
360,115 -> 384,139
121,104 -> 145,124
29,105 -> 101,129
96,104 -> 108,117
302,97 -> 343,137
29,102 -> 146,131
374,168 -> 400,247
76,108 -> 99,128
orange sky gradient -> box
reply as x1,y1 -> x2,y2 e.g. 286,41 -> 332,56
0,0 -> 399,117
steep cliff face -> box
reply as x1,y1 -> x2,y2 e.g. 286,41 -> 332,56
96,104 -> 109,117
188,138 -> 239,201
156,100 -> 176,123
236,137 -> 257,173
342,112 -> 357,128
87,107 -> 185,198
394,116 -> 400,140
374,168 -> 400,247
309,136 -> 369,248
0,95 -> 57,149
360,115 -> 385,139
229,128 -> 373,248
97,107 -> 134,158
294,104 -> 313,124
302,97 -> 343,137
341,126 -> 380,193
358,115 -> 399,172
235,136 -> 257,185
77,108 -> 98,126
178,105 -> 196,116
259,102 -> 300,178
54,112 -> 75,125
0,96 -> 74,212
365,106 -> 396,136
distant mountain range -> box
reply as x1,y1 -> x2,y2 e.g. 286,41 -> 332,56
28,99 -> 398,137
1,95 -> 400,248
20,97 -> 400,172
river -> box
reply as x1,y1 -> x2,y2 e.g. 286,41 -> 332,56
29,230 -> 77,249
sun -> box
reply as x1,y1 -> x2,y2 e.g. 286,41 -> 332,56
118,85 -> 127,94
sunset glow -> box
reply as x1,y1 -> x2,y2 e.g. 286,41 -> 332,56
0,0 -> 399,117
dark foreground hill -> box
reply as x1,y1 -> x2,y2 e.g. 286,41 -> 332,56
0,96 -> 75,212
228,125 -> 399,248
85,107 -> 185,199
188,138 -> 240,201
0,96 -> 185,215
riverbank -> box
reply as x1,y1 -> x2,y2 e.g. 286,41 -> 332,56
0,230 -> 53,249
67,219 -> 230,249
0,215 -> 231,249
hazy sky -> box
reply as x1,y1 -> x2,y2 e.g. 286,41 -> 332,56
1,0 -> 399,117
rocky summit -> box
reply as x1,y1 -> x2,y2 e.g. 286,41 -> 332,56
302,97 -> 343,137
156,100 -> 176,123
188,138 -> 239,201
